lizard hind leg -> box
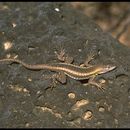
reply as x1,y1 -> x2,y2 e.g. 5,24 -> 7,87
55,49 -> 73,64
49,72 -> 67,90
54,72 -> 67,84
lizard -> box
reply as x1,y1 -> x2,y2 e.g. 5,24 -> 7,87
0,50 -> 116,90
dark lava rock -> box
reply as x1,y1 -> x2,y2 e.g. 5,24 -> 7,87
0,2 -> 130,128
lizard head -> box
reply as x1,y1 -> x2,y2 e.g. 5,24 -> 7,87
97,65 -> 116,74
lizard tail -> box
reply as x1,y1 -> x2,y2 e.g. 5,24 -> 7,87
0,58 -> 44,70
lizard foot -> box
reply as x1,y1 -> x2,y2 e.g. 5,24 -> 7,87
83,81 -> 105,91
89,81 -> 106,91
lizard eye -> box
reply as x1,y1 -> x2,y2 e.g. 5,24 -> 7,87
107,65 -> 116,71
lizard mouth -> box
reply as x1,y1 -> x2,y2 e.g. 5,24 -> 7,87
108,65 -> 116,71
100,65 -> 116,74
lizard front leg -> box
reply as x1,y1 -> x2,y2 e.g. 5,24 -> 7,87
83,75 -> 105,91
80,52 -> 98,67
